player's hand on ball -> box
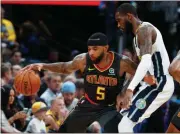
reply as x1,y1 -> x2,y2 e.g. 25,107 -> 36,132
22,63 -> 43,72
121,89 -> 133,109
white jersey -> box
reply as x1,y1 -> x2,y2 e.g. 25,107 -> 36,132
134,22 -> 170,78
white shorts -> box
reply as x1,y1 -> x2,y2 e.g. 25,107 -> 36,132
120,74 -> 174,123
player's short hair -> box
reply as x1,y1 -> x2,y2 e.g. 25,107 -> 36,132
11,50 -> 21,58
47,73 -> 61,82
117,3 -> 137,17
51,96 -> 64,105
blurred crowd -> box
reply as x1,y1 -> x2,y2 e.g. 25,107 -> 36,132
1,1 -> 180,133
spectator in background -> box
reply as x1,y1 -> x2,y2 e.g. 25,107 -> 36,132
61,81 -> 78,111
23,93 -> 46,109
12,64 -> 22,78
1,6 -> 19,56
25,102 -> 48,133
40,74 -> 62,107
9,51 -> 25,67
38,70 -> 53,96
1,63 -> 12,86
45,97 -> 69,132
75,79 -> 85,99
19,21 -> 39,58
1,7 -> 16,43
1,86 -> 21,133
1,85 -> 27,131
63,75 -> 77,83
19,20 -> 48,60
8,64 -> 22,86
1,110 -> 20,133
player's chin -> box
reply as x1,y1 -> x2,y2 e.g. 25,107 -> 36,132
90,58 -> 97,62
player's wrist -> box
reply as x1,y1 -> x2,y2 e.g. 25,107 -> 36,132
41,63 -> 46,70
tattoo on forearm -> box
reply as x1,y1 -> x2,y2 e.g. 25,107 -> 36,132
43,53 -> 86,74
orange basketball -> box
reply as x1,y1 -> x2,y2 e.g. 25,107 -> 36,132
13,70 -> 41,96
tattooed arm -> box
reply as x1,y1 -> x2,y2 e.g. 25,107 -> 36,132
22,53 -> 86,74
120,55 -> 137,76
117,26 -> 156,109
126,25 -> 155,92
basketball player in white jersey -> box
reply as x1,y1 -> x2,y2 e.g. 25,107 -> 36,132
115,3 -> 174,132
166,50 -> 180,133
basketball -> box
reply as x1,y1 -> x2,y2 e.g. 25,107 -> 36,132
13,70 -> 41,96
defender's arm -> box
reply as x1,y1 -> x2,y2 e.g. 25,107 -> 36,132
127,25 -> 154,91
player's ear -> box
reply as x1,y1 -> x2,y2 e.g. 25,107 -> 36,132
104,45 -> 109,52
127,13 -> 133,21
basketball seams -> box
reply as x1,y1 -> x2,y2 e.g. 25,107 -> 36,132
28,71 -> 33,95
14,71 -> 24,91
33,72 -> 41,93
21,71 -> 27,95
14,73 -> 22,91
14,70 -> 40,96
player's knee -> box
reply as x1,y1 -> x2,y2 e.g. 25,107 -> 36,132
89,121 -> 102,133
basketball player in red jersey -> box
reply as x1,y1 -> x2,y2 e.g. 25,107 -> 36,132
166,50 -> 180,133
22,32 -> 155,132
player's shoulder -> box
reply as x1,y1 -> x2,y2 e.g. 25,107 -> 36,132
73,53 -> 87,62
138,22 -> 154,34
73,53 -> 87,68
112,51 -> 123,58
74,53 -> 86,59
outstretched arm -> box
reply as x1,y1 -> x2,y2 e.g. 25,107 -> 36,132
22,53 -> 86,74
42,53 -> 86,74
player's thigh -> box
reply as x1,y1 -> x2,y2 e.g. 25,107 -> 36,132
59,108 -> 96,133
59,98 -> 98,133
98,108 -> 122,133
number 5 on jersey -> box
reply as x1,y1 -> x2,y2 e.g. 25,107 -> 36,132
96,87 -> 105,100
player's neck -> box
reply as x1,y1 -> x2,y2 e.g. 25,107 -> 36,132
96,52 -> 111,68
132,18 -> 142,35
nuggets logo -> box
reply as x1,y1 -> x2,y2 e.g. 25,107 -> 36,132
136,99 -> 146,110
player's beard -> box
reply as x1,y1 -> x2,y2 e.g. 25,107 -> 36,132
92,52 -> 104,64
124,20 -> 133,34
